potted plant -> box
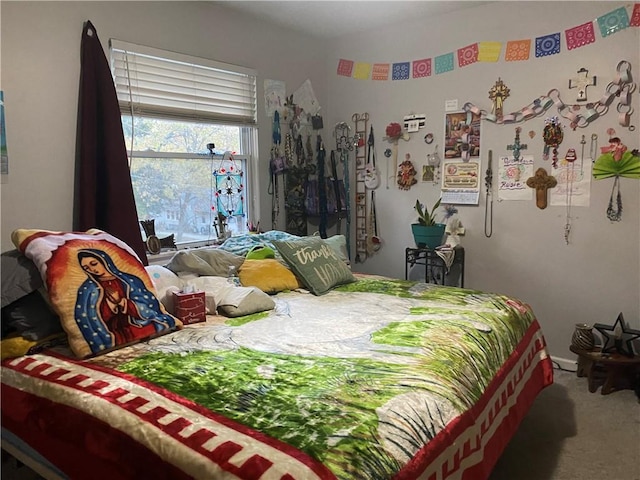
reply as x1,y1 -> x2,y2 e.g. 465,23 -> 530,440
412,198 -> 446,249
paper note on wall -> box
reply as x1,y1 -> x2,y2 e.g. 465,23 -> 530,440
498,155 -> 534,201
293,79 -> 321,115
264,79 -> 286,118
550,159 -> 592,207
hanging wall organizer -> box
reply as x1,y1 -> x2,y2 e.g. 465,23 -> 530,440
352,113 -> 369,263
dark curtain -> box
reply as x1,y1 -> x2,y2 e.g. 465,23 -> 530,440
74,20 -> 148,265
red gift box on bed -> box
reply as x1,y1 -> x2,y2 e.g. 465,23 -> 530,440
172,291 -> 206,324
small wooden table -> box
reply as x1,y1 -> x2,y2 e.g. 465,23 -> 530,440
569,345 -> 640,395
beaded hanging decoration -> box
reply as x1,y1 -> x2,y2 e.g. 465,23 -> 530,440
542,116 -> 564,168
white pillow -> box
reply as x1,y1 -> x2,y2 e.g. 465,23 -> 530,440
145,265 -> 185,313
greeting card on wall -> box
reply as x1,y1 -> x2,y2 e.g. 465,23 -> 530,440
550,159 -> 592,207
441,160 -> 480,205
498,155 -> 534,201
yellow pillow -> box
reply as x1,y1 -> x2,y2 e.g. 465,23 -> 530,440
12,228 -> 181,359
239,259 -> 302,294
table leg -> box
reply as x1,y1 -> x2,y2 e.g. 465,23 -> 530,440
584,359 -> 599,393
576,356 -> 589,378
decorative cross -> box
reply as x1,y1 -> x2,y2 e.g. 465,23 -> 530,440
488,77 -> 510,118
526,168 -> 557,209
506,127 -> 528,161
569,67 -> 596,103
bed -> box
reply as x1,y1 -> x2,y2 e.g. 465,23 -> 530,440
1,229 -> 553,480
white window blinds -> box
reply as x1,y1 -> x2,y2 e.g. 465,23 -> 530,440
110,40 -> 257,125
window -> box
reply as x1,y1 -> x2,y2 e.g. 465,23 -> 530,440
109,40 -> 258,247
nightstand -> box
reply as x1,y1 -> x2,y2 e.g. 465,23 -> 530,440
569,344 -> 640,395
405,246 -> 465,288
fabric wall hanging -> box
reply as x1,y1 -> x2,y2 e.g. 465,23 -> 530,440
593,137 -> 639,221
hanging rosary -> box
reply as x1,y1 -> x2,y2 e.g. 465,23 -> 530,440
543,116 -> 564,168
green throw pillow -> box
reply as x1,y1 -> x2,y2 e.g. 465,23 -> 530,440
272,237 -> 355,295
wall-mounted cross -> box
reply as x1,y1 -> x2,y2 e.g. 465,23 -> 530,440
526,167 -> 557,209
488,77 -> 510,118
569,67 -> 597,103
507,127 -> 527,161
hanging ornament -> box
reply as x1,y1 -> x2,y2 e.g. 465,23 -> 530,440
593,138 -> 640,178
593,137 -> 640,222
542,116 -> 564,168
397,153 -> 417,190
212,151 -> 244,218
427,145 -> 442,186
563,148 -> 577,245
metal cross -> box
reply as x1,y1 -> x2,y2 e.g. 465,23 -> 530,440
507,127 -> 528,161
569,68 -> 596,103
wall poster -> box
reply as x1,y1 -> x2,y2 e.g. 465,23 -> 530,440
443,110 -> 481,162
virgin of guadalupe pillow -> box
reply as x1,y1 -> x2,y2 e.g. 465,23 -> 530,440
12,229 -> 182,359
272,237 -> 356,295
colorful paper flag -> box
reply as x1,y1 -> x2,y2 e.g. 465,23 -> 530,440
478,42 -> 502,62
535,33 -> 561,57
505,39 -> 531,61
337,59 -> 354,77
392,62 -> 410,80
353,62 -> 371,80
458,43 -> 479,67
372,63 -> 390,81
565,21 -> 596,50
597,6 -> 630,36
412,58 -> 431,78
435,53 -> 455,74
631,3 -> 640,26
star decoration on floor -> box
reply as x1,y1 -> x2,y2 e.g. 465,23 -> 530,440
593,313 -> 640,357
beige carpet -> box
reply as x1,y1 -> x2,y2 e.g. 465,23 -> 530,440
490,368 -> 640,480
2,368 -> 639,480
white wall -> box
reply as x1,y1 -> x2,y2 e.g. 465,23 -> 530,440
2,1 -> 639,360
325,1 -> 640,358
0,0 -> 327,249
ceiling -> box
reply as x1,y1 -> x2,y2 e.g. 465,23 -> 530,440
219,1 -> 491,39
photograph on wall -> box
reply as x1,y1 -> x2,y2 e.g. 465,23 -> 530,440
440,160 -> 480,205
422,165 -> 435,182
444,111 -> 481,161
550,159 -> 592,207
497,155 -> 534,201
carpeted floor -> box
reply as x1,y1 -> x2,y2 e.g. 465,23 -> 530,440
490,367 -> 640,480
2,367 -> 639,480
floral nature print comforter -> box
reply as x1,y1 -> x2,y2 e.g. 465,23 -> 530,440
104,278 -> 548,479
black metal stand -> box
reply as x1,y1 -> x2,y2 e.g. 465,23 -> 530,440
405,246 -> 465,287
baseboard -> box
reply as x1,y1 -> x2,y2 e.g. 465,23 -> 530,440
551,355 -> 577,372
